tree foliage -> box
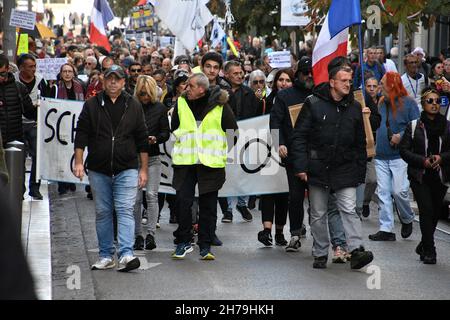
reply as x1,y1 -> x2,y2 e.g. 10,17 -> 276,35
108,0 -> 138,24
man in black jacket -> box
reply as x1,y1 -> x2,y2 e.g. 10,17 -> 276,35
291,63 -> 374,270
73,65 -> 148,272
170,73 -> 238,260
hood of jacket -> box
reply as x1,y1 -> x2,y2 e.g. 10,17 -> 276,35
208,85 -> 229,107
312,82 -> 355,107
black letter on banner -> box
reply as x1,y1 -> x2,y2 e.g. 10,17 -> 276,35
56,111 -> 71,145
44,108 -> 57,143
71,114 -> 77,144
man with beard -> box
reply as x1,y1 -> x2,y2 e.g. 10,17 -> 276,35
126,62 -> 142,94
269,56 -> 313,251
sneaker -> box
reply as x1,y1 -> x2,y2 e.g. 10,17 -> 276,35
172,242 -> 194,259
156,222 -> 161,229
117,255 -> 140,272
91,257 -> 115,270
133,235 -> 144,250
362,205 -> 370,218
69,184 -> 76,192
141,209 -> 148,225
87,192 -> 93,200
257,229 -> 273,246
145,234 -> 156,250
200,247 -> 215,260
300,224 -> 307,239
29,190 -> 43,200
211,234 -> 223,246
248,196 -> 256,210
275,234 -> 288,246
401,222 -> 413,239
313,256 -> 328,269
332,246 -> 347,263
415,242 -> 424,261
350,247 -> 374,269
221,211 -> 233,223
236,205 -> 253,222
368,231 -> 396,241
423,248 -> 437,265
285,236 -> 301,252
344,250 -> 352,261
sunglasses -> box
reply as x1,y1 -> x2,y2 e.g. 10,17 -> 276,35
139,92 -> 149,97
130,69 -> 142,73
252,79 -> 265,85
424,97 -> 441,105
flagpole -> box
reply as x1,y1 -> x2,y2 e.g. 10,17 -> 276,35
358,24 -> 365,98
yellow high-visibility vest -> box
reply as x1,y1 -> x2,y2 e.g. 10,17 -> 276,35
172,97 -> 227,168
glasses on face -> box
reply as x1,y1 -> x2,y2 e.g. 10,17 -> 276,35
0,71 -> 8,78
139,92 -> 149,97
252,79 -> 265,85
130,69 -> 142,73
425,97 -> 441,105
85,62 -> 93,66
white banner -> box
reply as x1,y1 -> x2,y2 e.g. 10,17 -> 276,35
268,51 -> 292,68
37,99 -> 288,196
281,0 -> 309,26
36,58 -> 68,80
10,9 -> 36,30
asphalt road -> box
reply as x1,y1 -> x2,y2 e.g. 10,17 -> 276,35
50,186 -> 450,300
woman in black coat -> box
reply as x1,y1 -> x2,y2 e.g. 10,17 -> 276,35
400,87 -> 450,264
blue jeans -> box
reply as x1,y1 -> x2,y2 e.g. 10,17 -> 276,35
374,158 -> 415,233
328,193 -> 348,250
89,169 -> 138,259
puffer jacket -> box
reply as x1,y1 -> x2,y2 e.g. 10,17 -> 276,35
0,73 -> 36,145
290,83 -> 367,190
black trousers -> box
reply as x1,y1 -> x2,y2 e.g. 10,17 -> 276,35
173,167 -> 218,248
261,193 -> 288,226
285,163 -> 307,236
410,177 -> 448,252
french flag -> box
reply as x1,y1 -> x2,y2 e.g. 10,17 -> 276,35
90,0 -> 115,52
312,0 -> 361,85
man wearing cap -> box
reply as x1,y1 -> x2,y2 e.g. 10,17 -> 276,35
290,57 -> 374,270
269,56 -> 313,252
73,65 -> 149,272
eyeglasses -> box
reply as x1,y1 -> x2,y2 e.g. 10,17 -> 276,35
130,69 -> 142,73
424,97 -> 441,105
0,71 -> 8,78
85,62 -> 93,66
252,79 -> 265,85
139,92 -> 149,97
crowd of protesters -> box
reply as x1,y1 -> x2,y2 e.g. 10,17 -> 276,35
2,28 -> 450,273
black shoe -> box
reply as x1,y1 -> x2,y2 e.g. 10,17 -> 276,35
415,242 -> 424,261
133,235 -> 144,250
350,247 -> 374,269
87,192 -> 93,200
29,190 -> 43,200
211,234 -> 223,246
300,224 -> 307,238
236,205 -> 253,222
401,222 -> 413,239
257,230 -> 273,246
313,256 -> 328,269
58,189 -> 68,196
275,234 -> 287,246
423,250 -> 437,265
362,205 -> 370,218
221,211 -> 233,223
248,196 -> 256,210
368,231 -> 396,241
69,183 -> 76,192
145,234 -> 156,250
169,215 -> 177,224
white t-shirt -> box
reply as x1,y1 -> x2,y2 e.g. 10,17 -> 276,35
401,72 -> 426,111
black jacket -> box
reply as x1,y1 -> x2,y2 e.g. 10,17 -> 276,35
290,83 -> 367,190
0,73 -> 36,146
74,90 -> 148,176
171,86 -> 238,194
141,101 -> 170,156
228,83 -> 263,120
400,114 -> 450,184
270,80 -> 313,164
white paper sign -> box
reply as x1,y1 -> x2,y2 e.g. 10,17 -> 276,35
10,9 -> 36,30
281,0 -> 309,26
268,51 -> 292,68
38,99 -> 289,196
159,36 -> 175,48
36,58 -> 68,80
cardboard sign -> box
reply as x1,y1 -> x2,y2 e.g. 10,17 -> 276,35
288,104 -> 303,127
17,34 -> 29,55
36,58 -> 68,80
281,0 -> 309,26
354,90 -> 376,158
10,9 -> 36,30
268,51 -> 292,69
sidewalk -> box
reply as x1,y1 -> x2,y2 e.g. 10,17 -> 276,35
22,181 -> 51,300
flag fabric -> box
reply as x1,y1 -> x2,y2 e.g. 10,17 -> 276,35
312,0 -> 362,85
152,0 -> 213,51
210,18 -> 226,49
89,0 -> 115,52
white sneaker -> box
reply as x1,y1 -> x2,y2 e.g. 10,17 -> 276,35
285,236 -> 301,252
117,255 -> 140,272
141,217 -> 148,225
91,257 -> 115,270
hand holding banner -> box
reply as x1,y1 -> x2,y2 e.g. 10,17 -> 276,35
354,90 -> 376,158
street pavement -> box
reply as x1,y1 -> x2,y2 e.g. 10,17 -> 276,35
49,184 -> 450,300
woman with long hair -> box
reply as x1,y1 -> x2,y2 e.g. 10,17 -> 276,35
133,75 -> 170,250
400,87 -> 450,264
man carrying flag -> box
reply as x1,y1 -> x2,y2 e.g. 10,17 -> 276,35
89,0 -> 115,52
290,0 -> 374,270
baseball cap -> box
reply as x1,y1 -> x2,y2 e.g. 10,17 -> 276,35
174,69 -> 190,81
297,56 -> 312,73
104,65 -> 126,79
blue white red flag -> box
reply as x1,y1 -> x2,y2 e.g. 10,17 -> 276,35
89,0 -> 115,52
